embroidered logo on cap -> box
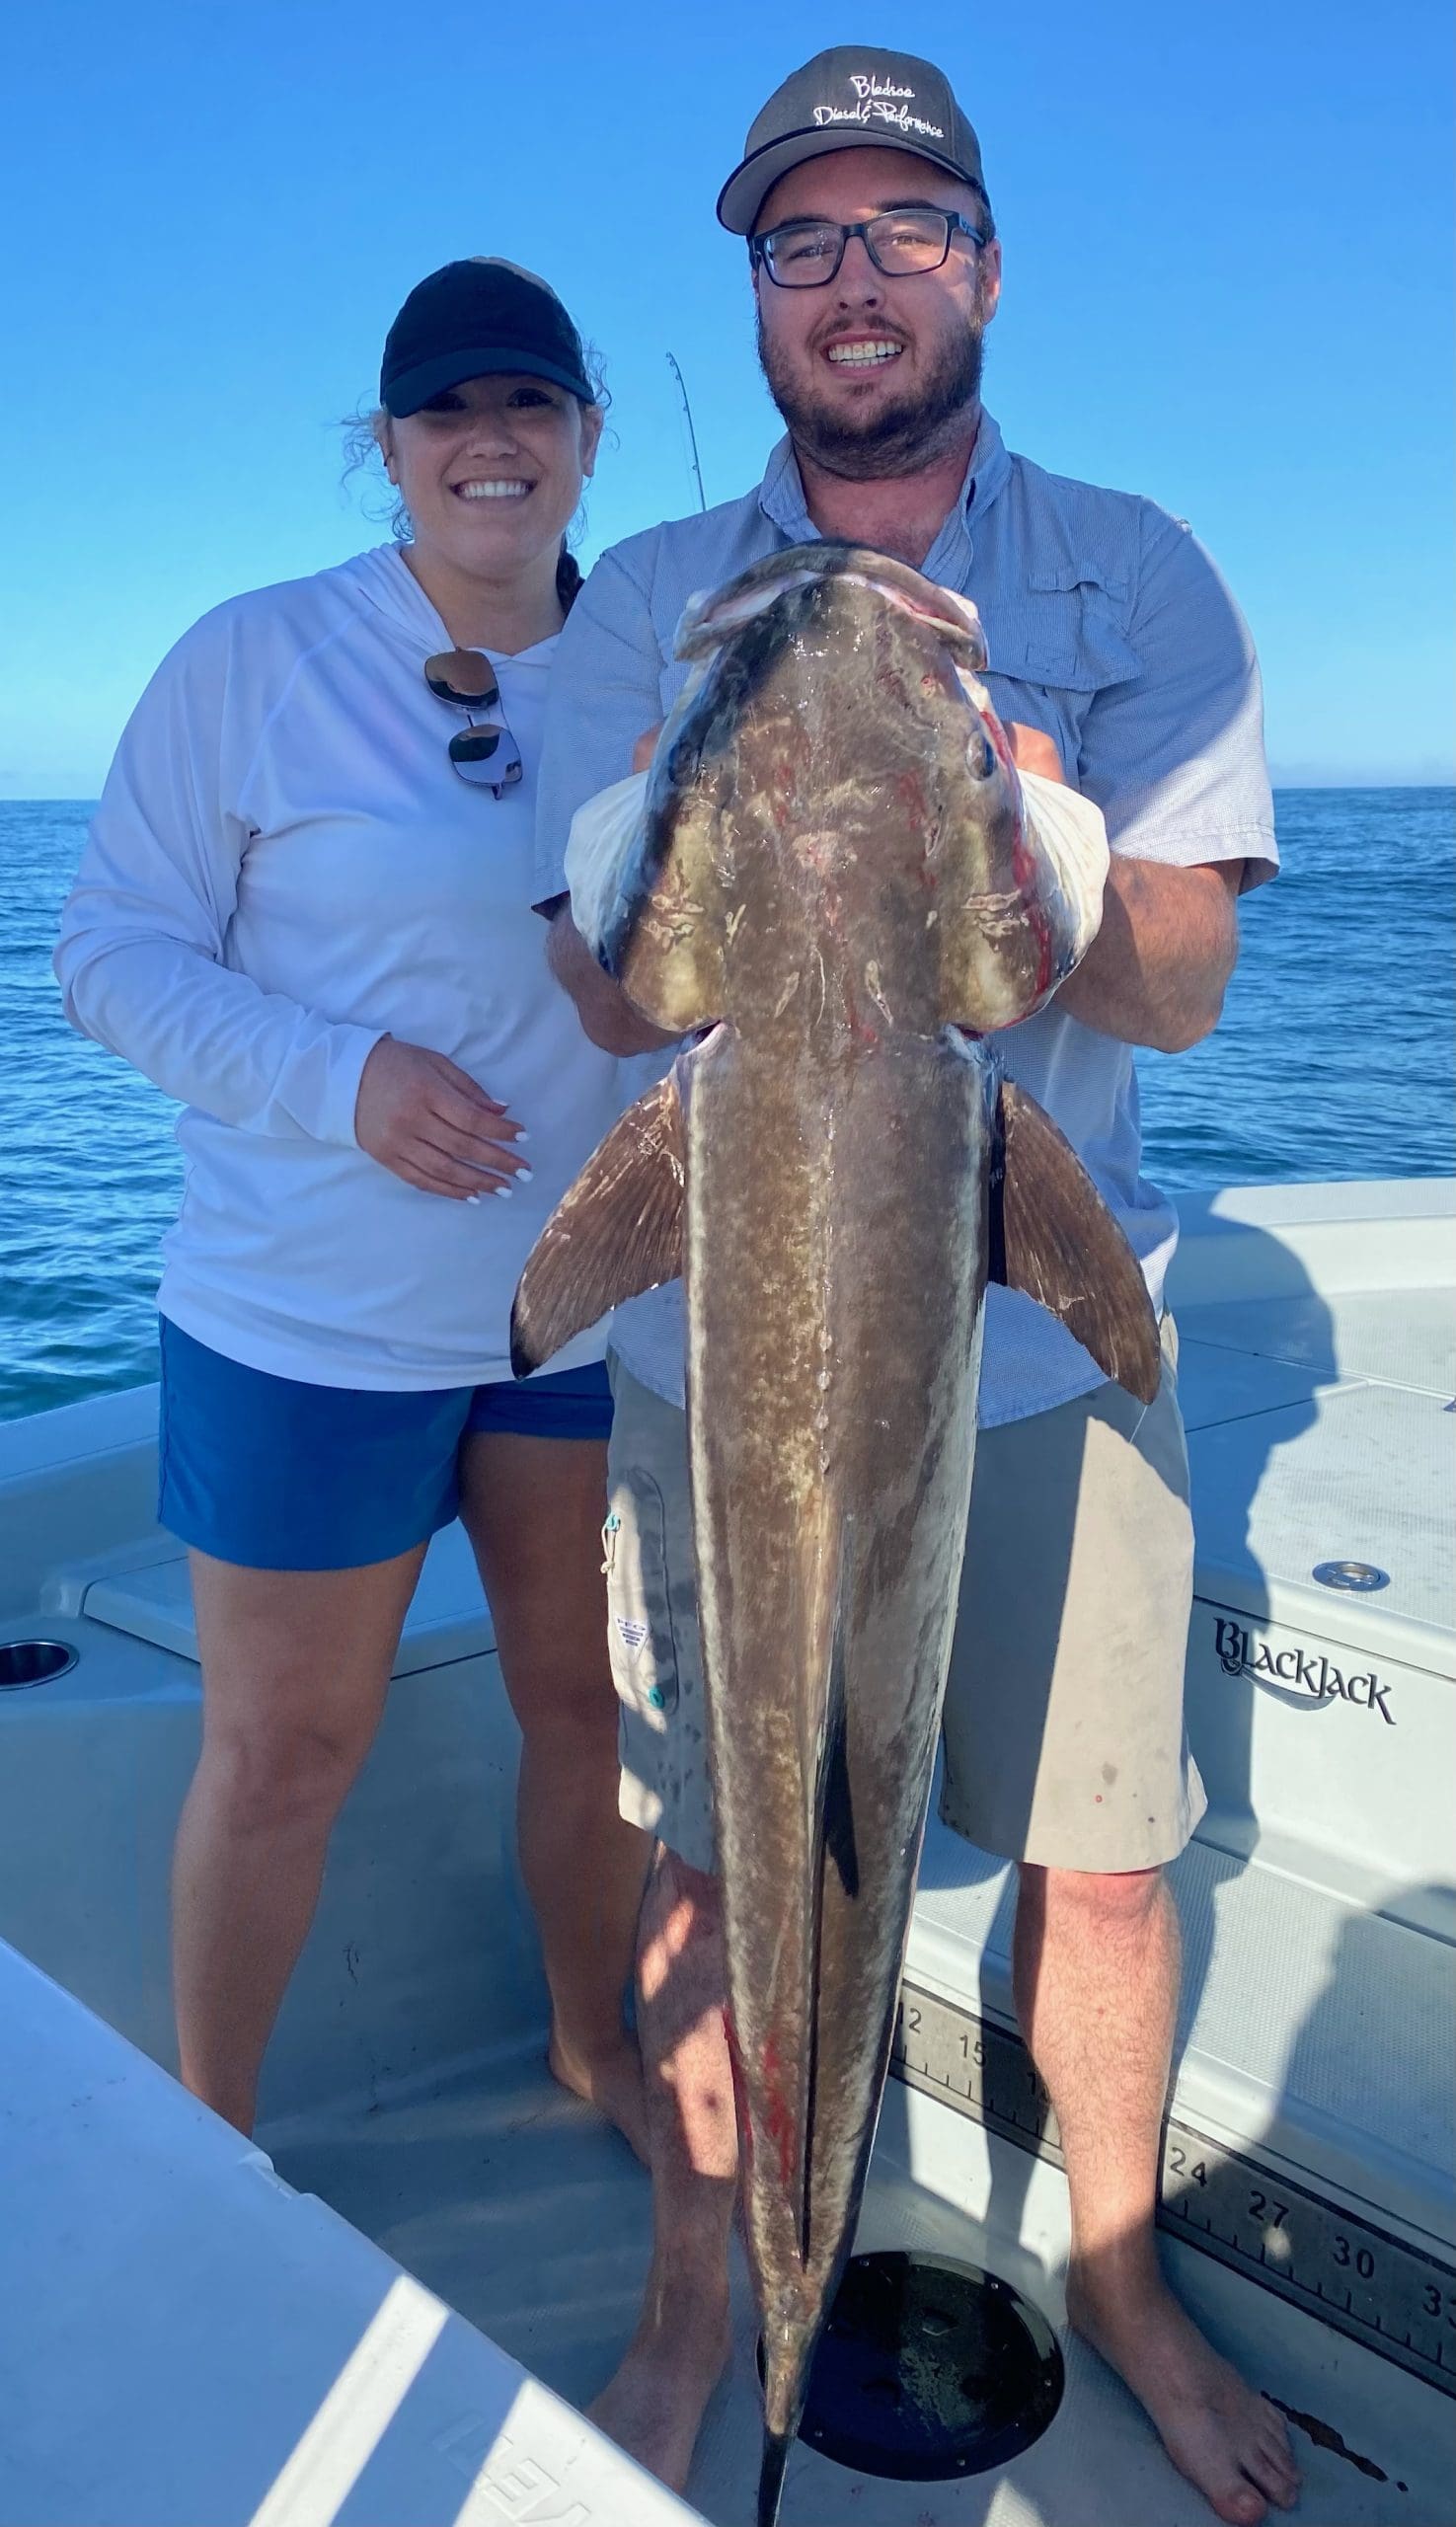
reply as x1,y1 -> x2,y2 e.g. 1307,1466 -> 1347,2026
812,73 -> 947,142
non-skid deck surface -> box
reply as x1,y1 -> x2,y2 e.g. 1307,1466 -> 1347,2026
268,2039 -> 1444,2527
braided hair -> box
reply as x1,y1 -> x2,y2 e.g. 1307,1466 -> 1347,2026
555,545 -> 584,616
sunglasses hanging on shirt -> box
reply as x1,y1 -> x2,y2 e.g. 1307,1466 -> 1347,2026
423,651 -> 523,798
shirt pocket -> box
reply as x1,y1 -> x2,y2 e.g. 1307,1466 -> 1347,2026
984,563 -> 1143,696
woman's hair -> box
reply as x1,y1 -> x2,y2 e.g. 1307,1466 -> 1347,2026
555,547 -> 584,614
341,342 -> 611,593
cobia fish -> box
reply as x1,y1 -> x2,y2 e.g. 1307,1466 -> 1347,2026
512,543 -> 1160,2526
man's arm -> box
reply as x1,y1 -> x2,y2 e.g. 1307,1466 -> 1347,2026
545,904 -> 680,1055
1051,855 -> 1240,1051
541,702 -> 680,1054
535,549 -> 668,917
1034,508 -> 1274,1053
1011,723 -> 1240,1053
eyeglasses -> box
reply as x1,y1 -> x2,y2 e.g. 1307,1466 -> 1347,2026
749,209 -> 986,289
423,650 -> 522,796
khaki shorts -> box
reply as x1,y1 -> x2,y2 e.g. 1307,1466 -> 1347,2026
603,1319 -> 1205,1877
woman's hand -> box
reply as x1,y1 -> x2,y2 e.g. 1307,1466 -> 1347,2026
354,1037 -> 529,1200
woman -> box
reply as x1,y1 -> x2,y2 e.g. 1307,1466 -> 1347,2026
54,259 -> 648,2150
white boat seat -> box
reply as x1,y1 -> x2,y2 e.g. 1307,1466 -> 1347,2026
80,1519 -> 497,1670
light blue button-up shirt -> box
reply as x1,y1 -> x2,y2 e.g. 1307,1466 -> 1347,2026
536,412 -> 1276,1426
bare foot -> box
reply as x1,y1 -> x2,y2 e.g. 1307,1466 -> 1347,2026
547,2029 -> 651,2166
1068,2260 -> 1301,2524
588,2294 -> 732,2495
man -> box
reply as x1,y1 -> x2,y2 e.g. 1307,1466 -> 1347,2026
535,46 -> 1297,2527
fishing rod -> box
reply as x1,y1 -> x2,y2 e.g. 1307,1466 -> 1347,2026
665,350 -> 708,513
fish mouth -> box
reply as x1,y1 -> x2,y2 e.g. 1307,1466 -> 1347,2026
675,542 -> 987,669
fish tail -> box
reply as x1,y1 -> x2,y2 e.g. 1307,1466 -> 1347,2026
757,2425 -> 794,2527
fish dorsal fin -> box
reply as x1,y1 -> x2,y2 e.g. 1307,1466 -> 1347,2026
991,1079 -> 1162,1406
509,1070 -> 685,1377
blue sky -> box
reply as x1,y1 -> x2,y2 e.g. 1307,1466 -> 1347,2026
2,0 -> 1451,794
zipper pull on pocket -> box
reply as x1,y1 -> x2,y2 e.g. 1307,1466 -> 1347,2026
600,1509 -> 622,1576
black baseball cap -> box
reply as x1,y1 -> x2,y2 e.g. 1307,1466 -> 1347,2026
718,47 -> 988,237
380,260 -> 594,417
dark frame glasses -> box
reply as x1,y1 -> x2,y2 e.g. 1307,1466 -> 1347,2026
423,650 -> 523,796
749,209 -> 986,288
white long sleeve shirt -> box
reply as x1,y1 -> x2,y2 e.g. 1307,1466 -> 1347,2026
55,545 -> 623,1388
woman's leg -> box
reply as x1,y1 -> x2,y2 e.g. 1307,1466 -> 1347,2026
458,1428 -> 651,2158
173,1543 -> 426,2133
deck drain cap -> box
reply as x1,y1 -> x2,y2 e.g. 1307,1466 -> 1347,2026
1312,1560 -> 1389,1592
761,2250 -> 1063,2482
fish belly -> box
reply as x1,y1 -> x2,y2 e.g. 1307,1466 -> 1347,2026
682,1026 -> 995,2435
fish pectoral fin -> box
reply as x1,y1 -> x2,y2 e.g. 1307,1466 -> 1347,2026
991,1079 -> 1163,1406
509,1072 -> 685,1377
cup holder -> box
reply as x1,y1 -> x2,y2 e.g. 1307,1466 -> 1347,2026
0,1640 -> 79,1691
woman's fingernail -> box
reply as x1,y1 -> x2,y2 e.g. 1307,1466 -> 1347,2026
512,1128 -> 529,1144
466,1193 -> 482,1206
496,1185 -> 514,1199
515,1164 -> 534,1182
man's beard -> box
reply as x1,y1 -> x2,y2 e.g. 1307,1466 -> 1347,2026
756,311 -> 984,481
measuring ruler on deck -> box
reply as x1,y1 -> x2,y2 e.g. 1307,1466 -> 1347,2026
891,1979 -> 1456,2399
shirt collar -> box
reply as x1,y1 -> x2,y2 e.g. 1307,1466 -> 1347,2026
757,408 -> 1011,573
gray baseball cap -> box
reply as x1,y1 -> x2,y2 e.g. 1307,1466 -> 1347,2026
718,46 -> 988,237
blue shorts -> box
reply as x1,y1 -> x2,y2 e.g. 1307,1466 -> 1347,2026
157,1317 -> 613,1572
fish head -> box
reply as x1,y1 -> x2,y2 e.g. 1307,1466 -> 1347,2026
601,543 -> 1103,1040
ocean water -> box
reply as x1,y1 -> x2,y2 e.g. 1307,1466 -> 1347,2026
2,792 -> 1451,1425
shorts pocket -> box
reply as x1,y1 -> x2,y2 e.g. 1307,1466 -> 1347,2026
602,1474 -> 681,1718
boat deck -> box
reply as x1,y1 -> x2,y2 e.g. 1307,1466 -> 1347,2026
0,1180 -> 1452,2526
259,1828 -> 1453,2526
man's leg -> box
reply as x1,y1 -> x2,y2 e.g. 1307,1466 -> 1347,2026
942,1325 -> 1298,2525
1015,1862 -> 1299,2524
588,1848 -> 737,2493
586,1359 -> 737,2493
458,1426 -> 650,2161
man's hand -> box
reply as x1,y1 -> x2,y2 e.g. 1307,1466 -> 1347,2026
1007,722 -> 1067,785
543,724 -> 677,1056
546,911 -> 680,1056
354,1037 -> 529,1199
1002,719 -> 1240,1052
